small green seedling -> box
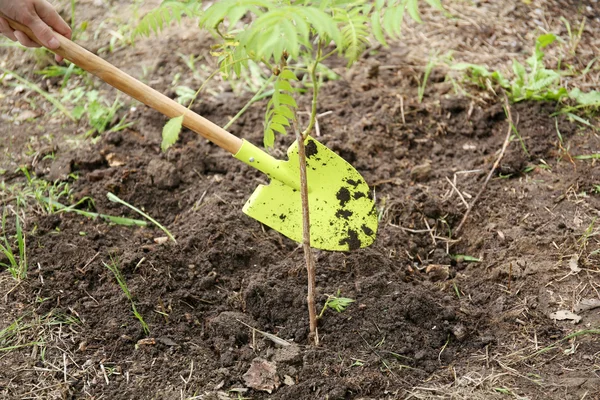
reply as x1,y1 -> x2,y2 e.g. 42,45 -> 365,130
104,257 -> 149,336
0,212 -> 27,281
318,290 -> 355,319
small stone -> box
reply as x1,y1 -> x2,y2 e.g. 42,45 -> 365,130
451,324 -> 468,341
283,375 -> 295,386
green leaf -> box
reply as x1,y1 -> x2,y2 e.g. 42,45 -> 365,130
279,94 -> 298,107
565,112 -> 592,126
382,6 -> 396,37
569,88 -> 600,106
537,33 -> 557,48
405,0 -> 423,23
424,0 -> 446,12
452,63 -> 491,75
275,80 -> 294,93
325,295 -> 355,313
526,73 -> 559,92
271,115 -> 291,126
161,115 -> 184,152
512,60 -> 526,84
276,105 -> 295,119
279,69 -> 298,81
134,1 -> 202,38
574,153 -> 600,160
270,123 -> 288,135
264,128 -> 275,148
371,9 -> 387,46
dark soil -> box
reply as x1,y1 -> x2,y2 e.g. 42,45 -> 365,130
1,1 -> 600,399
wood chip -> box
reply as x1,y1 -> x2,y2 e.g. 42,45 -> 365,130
137,338 -> 156,346
549,310 -> 581,324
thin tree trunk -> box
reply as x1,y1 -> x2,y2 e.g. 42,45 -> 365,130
294,122 -> 319,346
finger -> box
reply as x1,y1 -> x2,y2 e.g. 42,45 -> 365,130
55,54 -> 64,63
35,0 -> 72,39
14,30 -> 41,48
27,14 -> 60,49
0,17 -> 18,42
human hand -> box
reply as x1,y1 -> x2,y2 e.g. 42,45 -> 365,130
0,0 -> 72,62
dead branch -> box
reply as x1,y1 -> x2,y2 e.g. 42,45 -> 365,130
454,95 -> 514,236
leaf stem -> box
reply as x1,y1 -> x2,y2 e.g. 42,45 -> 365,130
223,75 -> 275,131
318,48 -> 338,63
186,57 -> 252,110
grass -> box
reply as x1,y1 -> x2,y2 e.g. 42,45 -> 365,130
103,257 -> 149,336
418,51 -> 440,103
0,212 -> 27,281
0,311 -> 80,355
1,169 -> 148,227
0,167 -> 72,214
520,327 -> 600,363
0,68 -> 75,121
107,192 -> 176,242
45,196 -> 148,227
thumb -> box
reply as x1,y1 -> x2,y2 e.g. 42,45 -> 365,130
28,16 -> 60,49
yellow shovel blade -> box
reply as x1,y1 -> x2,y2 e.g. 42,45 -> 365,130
234,137 -> 378,251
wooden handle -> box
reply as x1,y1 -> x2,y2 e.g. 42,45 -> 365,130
4,17 -> 243,155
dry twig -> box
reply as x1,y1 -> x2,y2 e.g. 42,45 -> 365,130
454,95 -> 514,236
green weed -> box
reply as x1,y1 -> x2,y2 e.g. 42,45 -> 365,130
67,89 -> 132,136
418,51 -> 439,103
103,257 -> 149,336
45,197 -> 147,227
574,153 -> 600,160
1,167 -> 72,213
0,212 -> 27,280
452,34 -> 600,114
1,170 -> 147,228
318,290 -> 355,318
107,192 -> 175,242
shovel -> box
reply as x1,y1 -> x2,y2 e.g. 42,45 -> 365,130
4,17 -> 378,251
